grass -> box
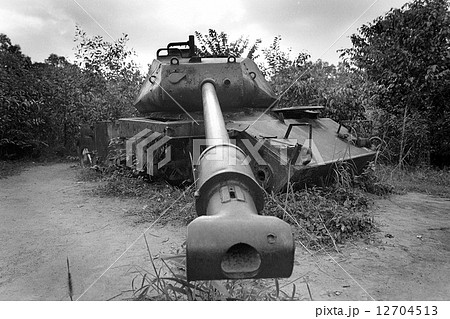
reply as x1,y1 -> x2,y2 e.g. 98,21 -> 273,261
121,235 -> 304,301
75,166 -> 103,182
264,186 -> 376,250
375,164 -> 450,197
77,162 -> 381,245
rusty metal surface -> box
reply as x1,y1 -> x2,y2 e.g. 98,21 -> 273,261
79,122 -> 118,164
224,112 -> 376,192
94,122 -> 118,162
118,117 -> 205,139
231,113 -> 373,161
134,57 -> 276,114
187,209 -> 294,281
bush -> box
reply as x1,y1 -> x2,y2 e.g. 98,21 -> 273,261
264,185 -> 375,249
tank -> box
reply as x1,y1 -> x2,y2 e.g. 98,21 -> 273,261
80,35 -> 378,281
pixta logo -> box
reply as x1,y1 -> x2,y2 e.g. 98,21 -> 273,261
126,129 -> 171,175
126,129 -> 324,175
192,138 -> 324,167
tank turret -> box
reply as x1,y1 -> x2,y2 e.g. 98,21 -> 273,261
134,35 -> 277,114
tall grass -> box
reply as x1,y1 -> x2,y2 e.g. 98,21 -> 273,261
125,235 -> 302,301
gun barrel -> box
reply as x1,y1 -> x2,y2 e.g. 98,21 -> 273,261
186,82 -> 295,281
202,81 -> 229,143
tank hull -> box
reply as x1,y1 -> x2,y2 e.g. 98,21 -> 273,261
86,109 -> 376,192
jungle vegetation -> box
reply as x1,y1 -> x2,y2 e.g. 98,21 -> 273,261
1,0 -> 449,167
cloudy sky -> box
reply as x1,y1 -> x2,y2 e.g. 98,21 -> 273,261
1,0 -> 410,69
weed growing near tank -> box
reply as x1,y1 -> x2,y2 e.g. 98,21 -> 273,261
264,186 -> 375,249
122,235 -> 303,301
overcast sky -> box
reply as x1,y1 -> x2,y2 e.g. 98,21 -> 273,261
1,0 -> 411,69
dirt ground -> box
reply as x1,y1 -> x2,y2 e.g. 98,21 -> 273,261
0,162 -> 449,301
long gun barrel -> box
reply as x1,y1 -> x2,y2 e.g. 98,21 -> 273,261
186,81 -> 294,281
202,82 -> 229,142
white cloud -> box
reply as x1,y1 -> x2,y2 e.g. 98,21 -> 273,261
0,8 -> 45,33
153,0 -> 246,31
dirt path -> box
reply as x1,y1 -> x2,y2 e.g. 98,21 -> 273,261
0,163 -> 449,300
290,193 -> 450,300
0,163 -> 185,300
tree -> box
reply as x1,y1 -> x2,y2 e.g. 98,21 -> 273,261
74,26 -> 144,121
259,36 -> 369,123
1,28 -> 145,158
342,0 -> 450,166
261,36 -> 309,78
33,55 -> 89,150
0,34 -> 37,146
194,29 -> 261,59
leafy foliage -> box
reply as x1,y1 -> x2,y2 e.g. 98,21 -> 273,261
0,29 -> 143,158
273,60 -> 373,122
0,34 -> 37,147
259,36 -> 370,122
194,29 -> 261,58
265,186 -> 375,248
0,37 -> 79,155
342,0 -> 450,166
261,35 -> 310,78
73,26 -> 143,122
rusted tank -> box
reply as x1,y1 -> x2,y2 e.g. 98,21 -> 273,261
81,35 -> 378,281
